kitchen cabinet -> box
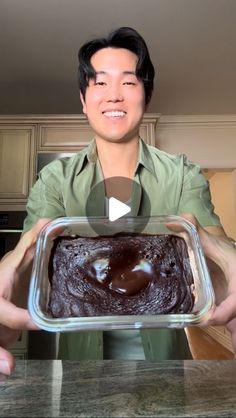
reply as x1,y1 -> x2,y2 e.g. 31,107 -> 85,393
0,124 -> 36,208
202,325 -> 233,353
38,117 -> 93,151
0,115 -> 159,210
37,115 -> 158,151
9,331 -> 28,359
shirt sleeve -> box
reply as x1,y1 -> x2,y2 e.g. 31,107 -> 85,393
23,160 -> 66,232
178,156 -> 221,227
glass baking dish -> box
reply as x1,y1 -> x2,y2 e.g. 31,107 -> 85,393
28,216 -> 215,332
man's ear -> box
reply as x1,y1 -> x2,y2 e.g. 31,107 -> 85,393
80,91 -> 87,114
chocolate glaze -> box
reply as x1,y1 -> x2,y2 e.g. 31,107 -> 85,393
48,234 -> 194,317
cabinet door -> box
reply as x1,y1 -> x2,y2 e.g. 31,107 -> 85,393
9,331 -> 28,359
38,120 -> 93,151
0,126 -> 35,201
38,115 -> 159,151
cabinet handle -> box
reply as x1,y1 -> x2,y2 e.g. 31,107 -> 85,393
0,229 -> 23,233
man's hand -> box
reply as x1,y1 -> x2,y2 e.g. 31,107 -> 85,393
0,219 -> 51,375
180,214 -> 236,357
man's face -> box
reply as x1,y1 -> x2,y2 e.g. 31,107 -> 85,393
80,47 -> 146,144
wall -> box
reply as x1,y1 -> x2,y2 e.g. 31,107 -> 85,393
208,171 -> 236,239
156,115 -> 236,168
156,114 -> 236,238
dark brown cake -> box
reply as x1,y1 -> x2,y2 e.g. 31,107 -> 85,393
47,234 -> 194,317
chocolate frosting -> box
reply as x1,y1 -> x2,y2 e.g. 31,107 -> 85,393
48,234 -> 194,317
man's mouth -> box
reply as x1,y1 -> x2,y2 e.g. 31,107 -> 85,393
102,111 -> 126,117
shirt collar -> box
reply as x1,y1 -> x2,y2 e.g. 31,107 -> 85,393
75,139 -> 97,175
136,137 -> 157,178
87,139 -> 98,163
76,137 -> 157,178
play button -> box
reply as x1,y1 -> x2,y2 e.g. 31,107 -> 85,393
108,197 -> 131,222
86,176 -> 150,235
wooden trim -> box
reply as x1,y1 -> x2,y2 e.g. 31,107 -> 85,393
159,114 -> 236,124
0,113 -> 161,123
201,326 -> 234,353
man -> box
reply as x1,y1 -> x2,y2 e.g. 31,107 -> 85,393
0,27 -> 233,372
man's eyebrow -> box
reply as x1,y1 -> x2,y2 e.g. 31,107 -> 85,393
123,71 -> 136,75
94,70 -> 137,75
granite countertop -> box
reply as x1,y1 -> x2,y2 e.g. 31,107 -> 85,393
1,360 -> 236,417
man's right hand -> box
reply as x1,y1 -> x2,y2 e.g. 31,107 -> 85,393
0,219 -> 51,375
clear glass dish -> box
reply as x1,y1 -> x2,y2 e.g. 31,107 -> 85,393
28,216 -> 215,332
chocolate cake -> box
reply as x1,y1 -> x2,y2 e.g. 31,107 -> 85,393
47,234 -> 194,318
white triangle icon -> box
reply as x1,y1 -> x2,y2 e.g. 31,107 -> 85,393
108,197 -> 131,222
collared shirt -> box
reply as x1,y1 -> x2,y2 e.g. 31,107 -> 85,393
24,138 -> 220,230
24,138 -> 221,361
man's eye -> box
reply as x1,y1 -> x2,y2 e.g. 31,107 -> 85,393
95,81 -> 106,86
123,81 -> 136,85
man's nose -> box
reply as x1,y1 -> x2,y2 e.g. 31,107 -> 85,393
106,83 -> 124,102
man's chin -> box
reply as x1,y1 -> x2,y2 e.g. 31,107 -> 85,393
95,134 -> 139,144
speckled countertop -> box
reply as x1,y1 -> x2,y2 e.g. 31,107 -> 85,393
0,360 -> 236,417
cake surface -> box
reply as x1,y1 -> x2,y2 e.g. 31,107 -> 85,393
47,234 -> 194,317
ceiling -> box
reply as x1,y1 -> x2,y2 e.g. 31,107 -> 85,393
0,0 -> 236,115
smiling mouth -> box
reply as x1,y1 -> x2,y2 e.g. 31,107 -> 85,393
102,111 -> 126,117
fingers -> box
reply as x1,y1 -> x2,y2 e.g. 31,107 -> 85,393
0,298 -> 38,330
177,213 -> 197,226
17,218 -> 51,251
0,218 -> 52,292
0,219 -> 48,377
207,294 -> 236,326
166,213 -> 204,238
0,346 -> 15,376
226,318 -> 236,358
170,213 -> 234,272
0,327 -> 21,348
7,218 -> 51,269
166,213 -> 216,261
169,213 -> 236,357
202,296 -> 236,358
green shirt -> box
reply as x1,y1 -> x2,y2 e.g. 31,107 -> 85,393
24,138 -> 220,230
25,139 -> 221,361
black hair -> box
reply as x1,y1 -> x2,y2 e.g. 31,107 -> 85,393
78,27 -> 155,105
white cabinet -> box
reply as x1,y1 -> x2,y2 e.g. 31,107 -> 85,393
37,115 -> 159,151
0,114 -> 159,209
9,331 -> 28,359
0,124 -> 36,208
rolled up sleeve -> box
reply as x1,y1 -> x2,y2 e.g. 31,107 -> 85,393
178,156 -> 221,227
23,161 -> 66,232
